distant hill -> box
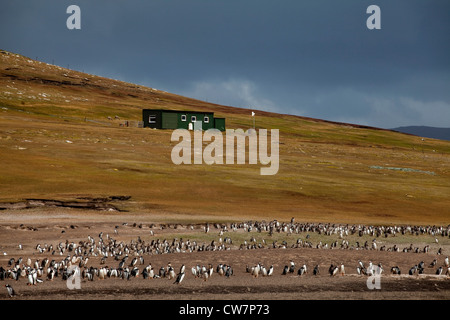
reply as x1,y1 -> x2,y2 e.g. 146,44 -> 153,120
1,49 -> 450,225
391,126 -> 450,141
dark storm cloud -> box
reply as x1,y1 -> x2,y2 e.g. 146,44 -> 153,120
1,0 -> 449,128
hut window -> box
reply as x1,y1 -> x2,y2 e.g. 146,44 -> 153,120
204,116 -> 209,123
181,115 -> 187,122
191,116 -> 197,122
149,115 -> 156,123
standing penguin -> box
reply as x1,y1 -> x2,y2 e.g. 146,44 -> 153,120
5,284 -> 15,298
313,265 -> 320,276
289,260 -> 295,274
174,272 -> 185,285
409,265 -> 418,276
168,267 -> 176,280
358,260 -> 365,270
131,267 -> 140,278
142,268 -> 149,279
261,265 -> 267,277
159,266 -> 166,278
328,264 -> 338,276
298,265 -> 306,276
429,259 -> 437,268
267,265 -> 274,277
202,268 -> 209,281
208,264 -> 214,277
191,266 -> 198,278
390,266 -> 401,275
339,263 -> 345,276
436,266 -> 443,275
282,265 -> 289,275
225,265 -> 233,278
328,264 -> 335,276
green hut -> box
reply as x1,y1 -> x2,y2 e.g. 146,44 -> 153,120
142,109 -> 225,131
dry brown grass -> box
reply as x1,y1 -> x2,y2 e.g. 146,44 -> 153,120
1,50 -> 450,226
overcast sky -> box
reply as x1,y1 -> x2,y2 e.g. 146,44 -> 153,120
1,0 -> 449,128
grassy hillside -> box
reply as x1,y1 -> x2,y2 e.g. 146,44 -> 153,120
1,50 -> 449,225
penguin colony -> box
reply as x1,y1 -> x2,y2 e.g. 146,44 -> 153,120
1,220 -> 449,297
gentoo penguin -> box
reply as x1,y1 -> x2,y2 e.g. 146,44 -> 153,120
252,264 -> 260,278
122,268 -> 131,280
148,266 -> 154,279
358,260 -> 365,269
261,265 -> 267,277
217,264 -> 225,276
98,267 -> 107,280
302,264 -> 307,274
445,256 -> 449,267
289,260 -> 295,273
429,259 -> 437,268
328,264 -> 335,276
27,270 -> 36,286
110,268 -> 118,278
378,263 -> 384,275
313,265 -> 320,276
357,266 -> 367,275
339,263 -> 345,276
267,265 -> 274,276
282,265 -> 289,275
298,265 -> 306,276
367,261 -> 374,276
168,267 -> 176,280
174,272 -> 185,284
332,265 -> 339,276
159,266 -> 166,278
7,258 -> 14,267
390,266 -> 401,275
142,268 -> 149,279
0,267 -> 5,281
202,268 -> 209,281
47,268 -> 55,281
225,265 -> 233,278
329,264 -> 339,277
5,284 -> 15,298
208,264 -> 214,277
131,267 -> 140,278
436,266 -> 443,275
179,264 -> 185,274
418,266 -> 425,274
409,265 -> 418,276
191,266 -> 198,278
418,261 -> 425,270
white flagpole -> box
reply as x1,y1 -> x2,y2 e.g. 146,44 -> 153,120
251,111 -> 255,129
